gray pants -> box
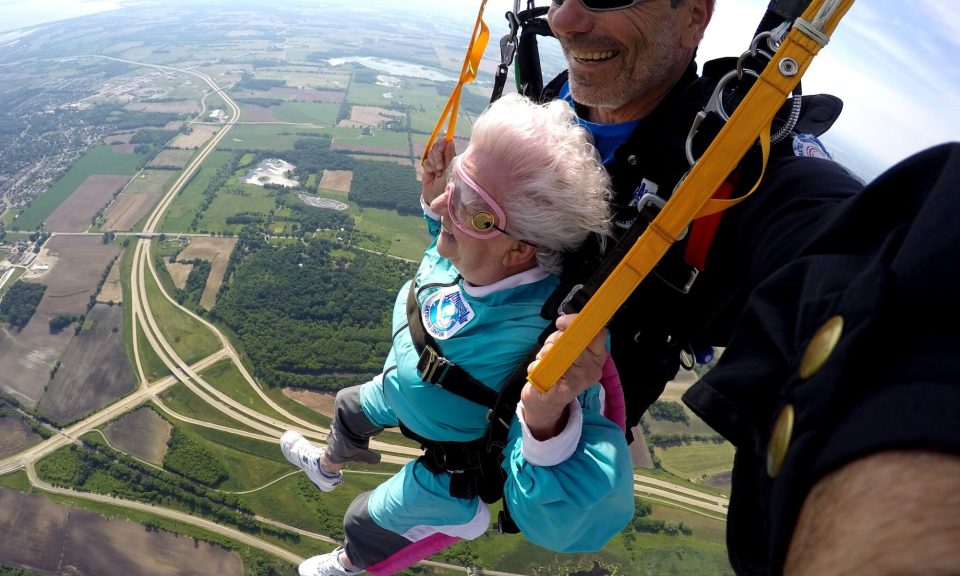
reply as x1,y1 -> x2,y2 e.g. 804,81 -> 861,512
326,385 -> 419,570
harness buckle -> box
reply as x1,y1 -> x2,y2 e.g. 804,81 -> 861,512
418,345 -> 452,386
557,283 -> 585,316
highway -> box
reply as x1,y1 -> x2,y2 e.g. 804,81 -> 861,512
0,57 -> 726,574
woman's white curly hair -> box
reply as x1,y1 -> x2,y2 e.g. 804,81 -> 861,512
466,93 -> 611,275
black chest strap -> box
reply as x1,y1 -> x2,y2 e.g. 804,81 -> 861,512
406,282 -> 499,409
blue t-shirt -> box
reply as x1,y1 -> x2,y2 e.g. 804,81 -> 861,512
559,81 -> 639,166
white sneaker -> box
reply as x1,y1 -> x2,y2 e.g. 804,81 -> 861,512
280,431 -> 342,492
298,547 -> 361,576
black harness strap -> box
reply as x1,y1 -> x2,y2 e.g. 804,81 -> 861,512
403,279 -> 554,532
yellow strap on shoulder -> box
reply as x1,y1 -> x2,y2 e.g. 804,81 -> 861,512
528,0 -> 854,392
420,0 -> 489,164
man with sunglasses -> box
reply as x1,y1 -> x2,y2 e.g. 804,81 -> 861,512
279,93 -> 634,576
536,0 -> 960,574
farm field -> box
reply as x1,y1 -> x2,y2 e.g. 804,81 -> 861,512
38,304 -> 135,425
0,488 -> 243,576
159,150 -> 233,232
331,129 -> 410,155
165,258 -> 193,289
0,415 -> 43,459
268,101 -> 340,125
318,169 -> 352,193
102,190 -> 163,231
214,123 -> 331,151
46,174 -> 130,232
13,146 -> 146,231
149,149 -> 195,168
0,236 -> 121,407
103,407 -> 172,466
143,258 -> 221,365
168,124 -> 219,149
197,184 -> 275,234
177,236 -> 237,309
353,207 -> 430,261
656,442 -> 737,482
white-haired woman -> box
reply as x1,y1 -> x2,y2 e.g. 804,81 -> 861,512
281,94 -> 634,576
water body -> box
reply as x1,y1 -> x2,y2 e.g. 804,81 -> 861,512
327,56 -> 455,82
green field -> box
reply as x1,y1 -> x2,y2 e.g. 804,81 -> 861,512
352,207 -> 430,261
199,181 -> 276,233
333,129 -> 409,153
136,321 -> 171,382
157,384 -> 260,434
13,145 -> 146,231
200,359 -> 290,423
656,442 -> 736,481
270,101 -> 340,125
142,259 -> 221,364
159,150 -> 233,232
215,124 -> 333,151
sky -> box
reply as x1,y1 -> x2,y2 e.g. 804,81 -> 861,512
2,0 -> 957,180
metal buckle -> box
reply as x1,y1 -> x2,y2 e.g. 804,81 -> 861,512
417,345 -> 451,386
557,283 -> 584,316
636,192 -> 666,216
652,266 -> 699,295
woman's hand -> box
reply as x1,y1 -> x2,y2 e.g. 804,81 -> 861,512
421,138 -> 456,205
523,315 -> 608,440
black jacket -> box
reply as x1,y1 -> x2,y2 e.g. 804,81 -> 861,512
549,62 -> 960,573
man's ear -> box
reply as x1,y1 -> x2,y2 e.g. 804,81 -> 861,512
503,241 -> 538,270
681,0 -> 714,50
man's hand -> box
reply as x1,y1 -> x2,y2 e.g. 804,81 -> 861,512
421,139 -> 456,205
523,314 -> 607,440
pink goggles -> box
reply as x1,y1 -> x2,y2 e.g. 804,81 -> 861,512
445,158 -> 511,240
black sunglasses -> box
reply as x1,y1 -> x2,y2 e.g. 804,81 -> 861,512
551,0 -> 656,11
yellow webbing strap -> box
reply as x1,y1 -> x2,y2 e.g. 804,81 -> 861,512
528,0 -> 854,392
420,0 -> 489,164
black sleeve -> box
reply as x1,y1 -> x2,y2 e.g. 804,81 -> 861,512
684,143 -> 960,574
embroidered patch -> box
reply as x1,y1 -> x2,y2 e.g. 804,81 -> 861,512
629,178 -> 660,207
793,133 -> 832,160
421,285 -> 475,340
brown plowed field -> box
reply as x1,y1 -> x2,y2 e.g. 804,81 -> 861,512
240,104 -> 279,122
282,388 -> 335,418
38,304 -> 135,425
102,192 -> 161,231
165,258 -> 193,290
0,489 -> 243,576
45,175 -> 130,232
318,170 -> 352,192
0,237 -> 122,408
96,250 -> 124,303
104,407 -> 172,466
149,148 -> 194,168
169,124 -> 219,149
177,237 -> 237,309
347,105 -> 405,127
126,100 -> 200,114
267,86 -> 344,102
0,415 -> 43,458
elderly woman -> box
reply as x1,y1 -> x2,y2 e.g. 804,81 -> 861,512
280,94 -> 634,576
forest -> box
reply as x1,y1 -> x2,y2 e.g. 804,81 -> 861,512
0,281 -> 47,329
349,160 -> 421,215
213,237 -> 415,391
